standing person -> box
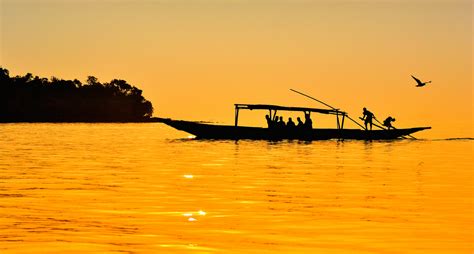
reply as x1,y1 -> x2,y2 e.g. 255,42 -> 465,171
265,114 -> 274,128
304,113 -> 313,129
361,107 -> 374,130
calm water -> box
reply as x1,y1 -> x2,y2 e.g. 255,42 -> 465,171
0,124 -> 472,254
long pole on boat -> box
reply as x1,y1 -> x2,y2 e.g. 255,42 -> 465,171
372,117 -> 417,139
290,89 -> 366,130
359,116 -> 385,130
290,89 -> 337,110
373,117 -> 386,129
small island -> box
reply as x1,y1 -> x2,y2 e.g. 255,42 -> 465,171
0,67 -> 153,122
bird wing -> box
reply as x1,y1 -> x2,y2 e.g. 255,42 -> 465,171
411,75 -> 422,85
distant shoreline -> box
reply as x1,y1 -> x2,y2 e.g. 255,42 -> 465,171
0,67 -> 154,123
0,117 -> 163,123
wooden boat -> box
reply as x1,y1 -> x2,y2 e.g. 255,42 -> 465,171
156,104 -> 431,140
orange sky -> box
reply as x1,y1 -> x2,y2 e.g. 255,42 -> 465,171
1,0 -> 472,138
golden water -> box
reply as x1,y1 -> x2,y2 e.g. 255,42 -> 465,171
0,124 -> 472,253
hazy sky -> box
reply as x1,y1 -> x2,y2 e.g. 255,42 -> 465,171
1,0 -> 472,138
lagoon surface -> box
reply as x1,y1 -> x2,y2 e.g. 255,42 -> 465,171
0,124 -> 472,253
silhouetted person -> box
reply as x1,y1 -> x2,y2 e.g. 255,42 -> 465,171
304,113 -> 312,129
361,107 -> 374,130
383,116 -> 396,130
411,75 -> 431,87
296,117 -> 304,128
273,115 -> 279,124
278,116 -> 286,128
265,114 -> 273,128
286,117 -> 296,129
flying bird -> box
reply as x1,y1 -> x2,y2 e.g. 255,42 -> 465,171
411,75 -> 431,87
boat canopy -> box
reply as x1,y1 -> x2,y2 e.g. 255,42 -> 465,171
234,103 -> 348,129
234,104 -> 346,115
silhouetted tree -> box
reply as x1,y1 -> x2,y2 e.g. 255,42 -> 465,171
0,67 -> 154,122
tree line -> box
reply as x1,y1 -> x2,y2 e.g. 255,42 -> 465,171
0,67 -> 153,122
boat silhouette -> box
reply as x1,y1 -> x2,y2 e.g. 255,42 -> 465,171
156,104 -> 430,140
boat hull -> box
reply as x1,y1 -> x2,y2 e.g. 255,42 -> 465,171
156,118 -> 430,140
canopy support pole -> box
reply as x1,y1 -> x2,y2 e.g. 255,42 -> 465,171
341,114 -> 345,129
234,107 -> 239,127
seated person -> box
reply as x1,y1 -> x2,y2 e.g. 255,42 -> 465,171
287,117 -> 296,129
296,117 -> 304,128
278,116 -> 286,128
